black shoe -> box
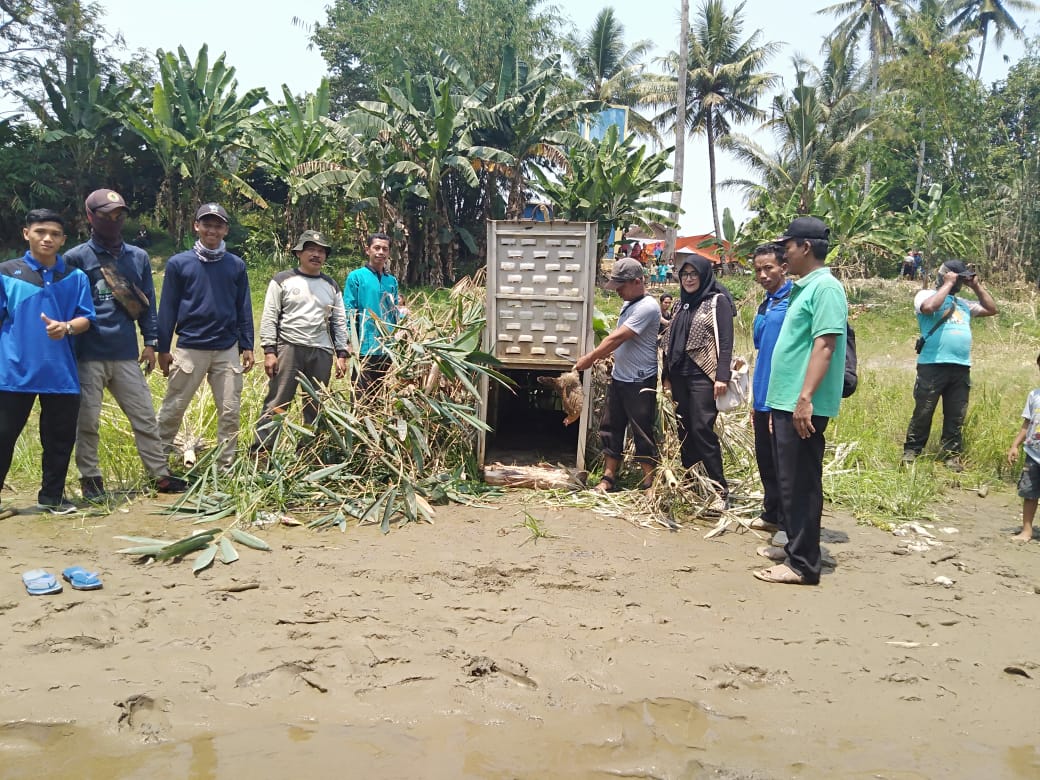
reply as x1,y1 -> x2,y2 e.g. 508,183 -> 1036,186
153,475 -> 188,494
80,476 -> 106,501
36,495 -> 78,515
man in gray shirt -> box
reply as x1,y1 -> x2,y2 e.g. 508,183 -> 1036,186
575,258 -> 660,492
252,230 -> 349,455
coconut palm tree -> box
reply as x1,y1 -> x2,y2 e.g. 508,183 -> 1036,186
648,0 -> 777,241
563,7 -> 656,135
820,0 -> 909,188
723,52 -> 871,212
945,0 -> 1039,80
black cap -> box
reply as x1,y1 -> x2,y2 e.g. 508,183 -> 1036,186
776,216 -> 829,242
195,203 -> 229,223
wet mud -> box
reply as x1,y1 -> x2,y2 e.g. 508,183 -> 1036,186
0,486 -> 1038,778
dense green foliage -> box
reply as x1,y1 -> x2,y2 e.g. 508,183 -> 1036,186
1,0 -> 1040,287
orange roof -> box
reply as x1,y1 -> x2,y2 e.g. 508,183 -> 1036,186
675,234 -> 729,264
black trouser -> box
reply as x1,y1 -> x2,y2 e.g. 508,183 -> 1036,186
599,375 -> 658,464
772,410 -> 829,584
670,370 -> 727,495
356,354 -> 392,391
753,409 -> 781,527
254,344 -> 334,451
903,363 -> 971,456
0,391 -> 80,503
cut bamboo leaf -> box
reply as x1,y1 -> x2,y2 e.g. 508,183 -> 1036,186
193,544 -> 218,575
303,462 -> 349,482
228,528 -> 272,551
116,545 -> 166,555
218,537 -> 239,564
380,487 -> 399,534
414,493 -> 437,522
357,488 -> 391,526
155,534 -> 213,561
114,536 -> 171,545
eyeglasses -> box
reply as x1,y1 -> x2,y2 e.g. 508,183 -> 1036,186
678,271 -> 698,280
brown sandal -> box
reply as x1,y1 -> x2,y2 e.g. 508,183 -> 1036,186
592,474 -> 618,494
753,563 -> 812,585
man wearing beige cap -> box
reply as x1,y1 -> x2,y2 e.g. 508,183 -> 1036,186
156,203 -> 254,469
65,189 -> 187,500
252,230 -> 349,455
575,258 -> 659,493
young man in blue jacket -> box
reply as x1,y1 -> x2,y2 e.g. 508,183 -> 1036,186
0,210 -> 95,513
156,204 -> 254,469
65,189 -> 187,500
343,233 -> 399,389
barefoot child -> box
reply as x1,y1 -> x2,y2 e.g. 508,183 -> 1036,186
1007,352 -> 1040,541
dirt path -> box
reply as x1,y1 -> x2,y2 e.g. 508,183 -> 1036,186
0,485 -> 1037,779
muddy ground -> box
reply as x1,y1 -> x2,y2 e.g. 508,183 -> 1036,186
0,484 -> 1038,779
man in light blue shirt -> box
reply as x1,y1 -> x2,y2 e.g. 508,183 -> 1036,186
902,260 -> 997,471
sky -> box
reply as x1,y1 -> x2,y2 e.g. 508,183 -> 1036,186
98,0 -> 1035,235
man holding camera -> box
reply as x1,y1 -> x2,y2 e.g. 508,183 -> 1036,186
902,260 -> 997,471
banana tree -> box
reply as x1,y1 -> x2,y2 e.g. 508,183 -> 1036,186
350,66 -> 513,286
18,41 -> 131,232
245,79 -> 340,241
532,123 -> 679,261
116,44 -> 266,241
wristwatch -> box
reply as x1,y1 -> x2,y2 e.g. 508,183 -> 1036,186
65,321 -> 74,336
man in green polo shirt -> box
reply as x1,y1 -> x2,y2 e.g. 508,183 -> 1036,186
755,216 -> 847,586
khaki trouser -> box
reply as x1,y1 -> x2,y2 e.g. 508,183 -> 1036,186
76,359 -> 169,479
157,346 -> 243,468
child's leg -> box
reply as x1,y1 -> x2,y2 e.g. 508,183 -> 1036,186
1013,498 -> 1037,541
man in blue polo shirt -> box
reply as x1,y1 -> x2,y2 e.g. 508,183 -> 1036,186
0,209 -> 95,513
749,243 -> 792,544
756,217 -> 847,586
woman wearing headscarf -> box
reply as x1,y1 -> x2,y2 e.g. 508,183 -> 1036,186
662,256 -> 736,503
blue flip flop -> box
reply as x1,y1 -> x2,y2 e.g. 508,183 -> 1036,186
23,569 -> 62,596
61,566 -> 103,591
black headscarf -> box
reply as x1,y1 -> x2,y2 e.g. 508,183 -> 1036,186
676,256 -> 733,311
668,256 -> 735,353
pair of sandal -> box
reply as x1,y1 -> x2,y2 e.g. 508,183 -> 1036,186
22,567 -> 103,596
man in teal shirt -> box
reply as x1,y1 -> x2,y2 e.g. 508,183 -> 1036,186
343,233 -> 399,389
901,260 -> 997,471
756,217 -> 847,586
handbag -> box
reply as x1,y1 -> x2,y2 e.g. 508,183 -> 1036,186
711,294 -> 749,412
914,302 -> 955,354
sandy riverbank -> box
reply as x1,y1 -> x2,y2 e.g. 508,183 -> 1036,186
0,485 -> 1038,779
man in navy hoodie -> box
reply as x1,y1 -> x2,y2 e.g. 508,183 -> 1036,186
157,204 -> 254,469
65,189 -> 187,500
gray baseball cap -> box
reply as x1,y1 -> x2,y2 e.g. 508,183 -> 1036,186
604,258 -> 645,289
